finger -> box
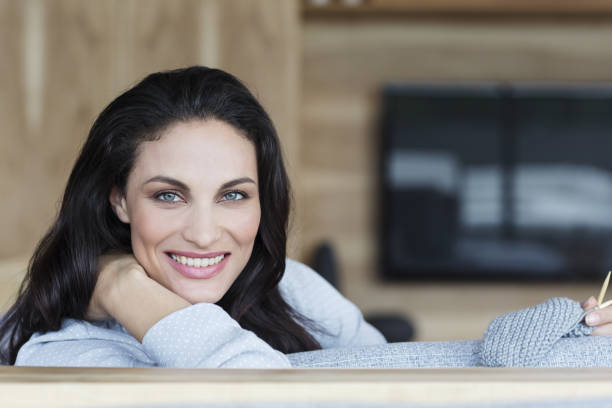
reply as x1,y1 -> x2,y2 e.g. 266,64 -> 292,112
581,296 -> 597,310
587,305 -> 612,326
591,324 -> 612,336
585,310 -> 599,326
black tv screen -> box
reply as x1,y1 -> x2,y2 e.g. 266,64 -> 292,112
380,83 -> 612,281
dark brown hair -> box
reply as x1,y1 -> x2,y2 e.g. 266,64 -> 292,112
0,66 -> 322,364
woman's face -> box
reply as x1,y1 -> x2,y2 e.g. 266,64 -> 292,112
110,119 -> 261,304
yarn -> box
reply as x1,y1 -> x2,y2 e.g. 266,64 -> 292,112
480,297 -> 594,367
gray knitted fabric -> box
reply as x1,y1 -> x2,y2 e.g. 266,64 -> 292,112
288,297 -> 608,369
479,297 -> 593,367
118,401 -> 612,408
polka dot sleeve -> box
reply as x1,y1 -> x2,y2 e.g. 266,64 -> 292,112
141,303 -> 291,368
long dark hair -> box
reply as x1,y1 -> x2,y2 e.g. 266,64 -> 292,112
0,66 -> 322,365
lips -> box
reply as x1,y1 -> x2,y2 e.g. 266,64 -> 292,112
165,252 -> 230,279
168,252 -> 225,267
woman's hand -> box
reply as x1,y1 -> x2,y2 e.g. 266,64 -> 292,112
87,252 -> 192,342
582,296 -> 612,336
86,253 -> 147,321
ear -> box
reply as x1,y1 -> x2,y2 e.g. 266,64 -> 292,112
109,187 -> 130,224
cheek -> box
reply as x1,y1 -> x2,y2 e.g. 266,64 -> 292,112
129,205 -> 176,258
226,204 -> 261,247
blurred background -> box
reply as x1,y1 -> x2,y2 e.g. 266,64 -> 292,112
2,0 -> 612,341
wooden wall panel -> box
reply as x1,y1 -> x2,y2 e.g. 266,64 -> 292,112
217,0 -> 300,159
111,0 -> 203,91
29,0 -> 117,257
300,19 -> 612,300
216,0 -> 302,257
0,1 -> 27,258
299,19 -> 612,339
303,0 -> 612,15
303,22 -> 612,85
0,0 -> 300,263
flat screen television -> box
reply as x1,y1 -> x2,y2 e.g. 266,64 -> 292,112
380,83 -> 612,281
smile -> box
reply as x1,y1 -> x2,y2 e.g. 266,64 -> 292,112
169,253 -> 225,268
166,252 -> 230,280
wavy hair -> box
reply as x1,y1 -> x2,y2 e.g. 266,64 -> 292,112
0,66 -> 322,364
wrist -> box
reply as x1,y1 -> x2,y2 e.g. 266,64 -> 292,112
105,268 -> 192,342
104,267 -> 160,317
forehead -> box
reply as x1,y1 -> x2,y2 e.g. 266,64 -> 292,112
129,119 -> 257,187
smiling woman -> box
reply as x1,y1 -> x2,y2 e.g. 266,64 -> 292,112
0,66 -> 385,367
111,120 -> 261,305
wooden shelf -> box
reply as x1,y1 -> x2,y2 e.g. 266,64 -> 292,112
303,0 -> 612,16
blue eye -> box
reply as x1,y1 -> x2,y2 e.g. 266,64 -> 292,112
157,192 -> 181,202
221,191 -> 246,201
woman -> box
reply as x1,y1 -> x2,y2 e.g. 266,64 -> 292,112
2,66 -> 610,368
0,66 -> 384,367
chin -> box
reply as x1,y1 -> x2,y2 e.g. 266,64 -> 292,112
182,289 -> 225,305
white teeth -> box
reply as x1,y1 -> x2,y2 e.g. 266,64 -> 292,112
170,253 -> 225,268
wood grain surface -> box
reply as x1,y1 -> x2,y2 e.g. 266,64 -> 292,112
1,366 -> 612,407
299,19 -> 612,317
0,0 -> 300,260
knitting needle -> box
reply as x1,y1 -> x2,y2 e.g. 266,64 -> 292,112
598,299 -> 612,310
571,272 -> 612,329
597,271 -> 611,306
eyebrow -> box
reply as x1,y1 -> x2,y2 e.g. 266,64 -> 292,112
143,176 -> 257,191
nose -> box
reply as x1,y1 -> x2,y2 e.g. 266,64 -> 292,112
181,204 -> 222,248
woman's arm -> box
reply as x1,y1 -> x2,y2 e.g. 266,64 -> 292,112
18,253 -> 291,367
280,259 -> 386,348
87,253 -> 191,342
